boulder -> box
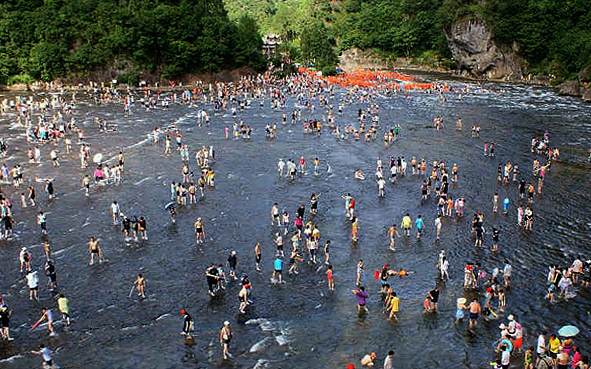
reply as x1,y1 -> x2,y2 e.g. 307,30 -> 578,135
445,17 -> 522,80
582,87 -> 591,102
557,81 -> 581,96
5,83 -> 28,91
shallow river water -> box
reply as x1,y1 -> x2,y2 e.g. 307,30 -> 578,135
0,78 -> 590,369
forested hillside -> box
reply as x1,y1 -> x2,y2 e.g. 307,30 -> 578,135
1,0 -> 589,84
225,0 -> 591,81
0,0 -> 266,85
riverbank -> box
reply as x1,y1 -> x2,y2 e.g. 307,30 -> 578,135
0,66 -> 259,93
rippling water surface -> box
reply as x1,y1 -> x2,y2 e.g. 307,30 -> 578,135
0,79 -> 590,369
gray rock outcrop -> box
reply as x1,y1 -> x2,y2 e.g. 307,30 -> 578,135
445,17 -> 522,80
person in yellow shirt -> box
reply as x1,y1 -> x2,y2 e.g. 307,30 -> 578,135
388,292 -> 400,321
548,334 -> 561,366
57,293 -> 70,326
401,214 -> 412,236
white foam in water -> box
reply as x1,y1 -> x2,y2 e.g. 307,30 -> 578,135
120,325 -> 139,331
0,355 -> 24,363
253,359 -> 269,369
133,177 -> 152,186
275,335 -> 289,346
249,337 -> 272,353
155,313 -> 171,321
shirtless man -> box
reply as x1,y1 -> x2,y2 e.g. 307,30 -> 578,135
388,224 -> 400,251
238,284 -> 249,314
468,298 -> 481,329
88,237 -> 103,265
254,242 -> 262,271
194,217 -> 205,243
134,273 -> 146,298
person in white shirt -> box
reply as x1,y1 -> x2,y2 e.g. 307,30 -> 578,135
503,260 -> 512,288
110,201 -> 120,224
360,352 -> 376,367
377,178 -> 386,197
383,350 -> 395,369
441,256 -> 449,280
571,256 -> 583,283
26,270 -> 39,300
277,159 -> 285,177
536,330 -> 548,367
558,273 -> 573,301
435,215 -> 442,240
501,344 -> 511,369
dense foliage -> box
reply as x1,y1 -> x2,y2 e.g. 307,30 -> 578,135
0,0 -> 266,84
1,0 -> 589,83
225,0 -> 591,79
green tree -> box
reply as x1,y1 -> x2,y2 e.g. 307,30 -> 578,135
300,21 -> 338,72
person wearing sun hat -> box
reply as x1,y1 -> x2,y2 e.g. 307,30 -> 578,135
507,314 -> 523,352
180,309 -> 192,336
219,321 -> 232,360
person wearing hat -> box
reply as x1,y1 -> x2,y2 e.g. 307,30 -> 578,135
456,298 -> 468,322
219,321 -> 232,360
507,315 -> 523,352
180,309 -> 193,336
194,217 -> 205,243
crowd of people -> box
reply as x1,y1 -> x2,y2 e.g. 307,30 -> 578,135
0,71 -> 589,369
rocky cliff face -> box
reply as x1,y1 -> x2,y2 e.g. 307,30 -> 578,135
557,68 -> 591,101
445,17 -> 522,80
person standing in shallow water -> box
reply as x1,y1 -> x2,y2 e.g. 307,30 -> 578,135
254,242 -> 261,271
352,286 -> 369,313
219,321 -> 232,360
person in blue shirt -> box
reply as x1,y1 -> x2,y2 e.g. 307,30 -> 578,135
415,215 -> 424,239
31,344 -> 54,368
273,256 -> 283,283
503,197 -> 510,215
